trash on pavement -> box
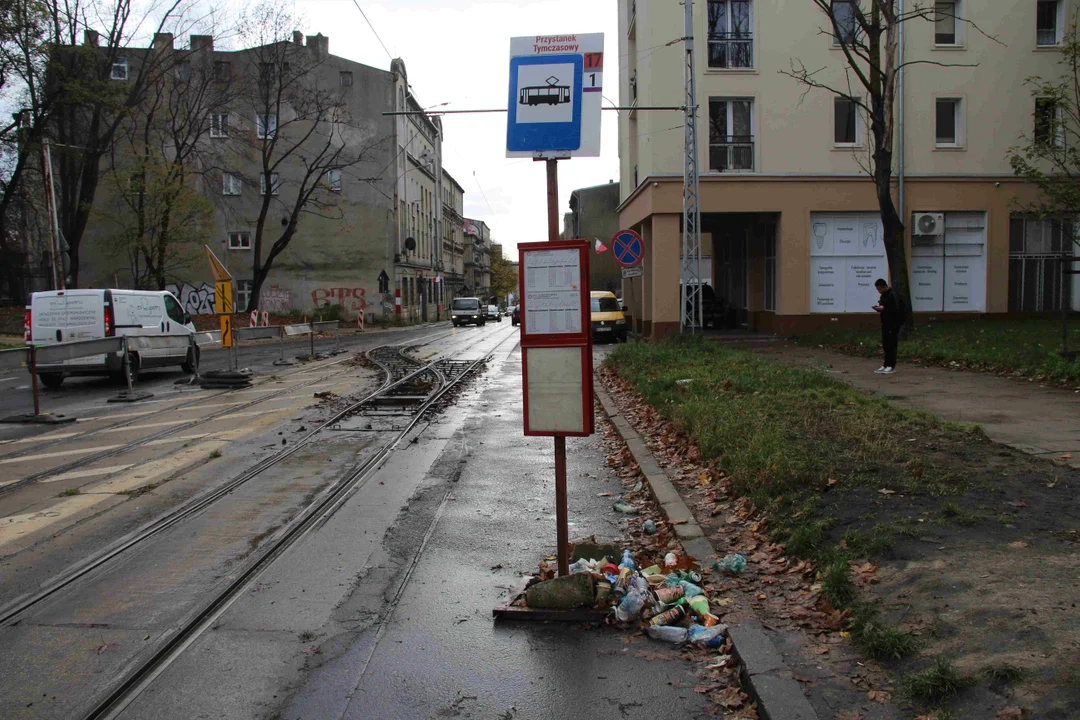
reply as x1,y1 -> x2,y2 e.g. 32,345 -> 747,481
713,553 -> 747,574
643,519 -> 657,535
612,501 -> 640,514
645,625 -> 688,644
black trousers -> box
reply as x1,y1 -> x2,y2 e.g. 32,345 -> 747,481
881,326 -> 899,368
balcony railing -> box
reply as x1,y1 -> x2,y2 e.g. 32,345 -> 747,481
709,135 -> 754,172
707,32 -> 753,69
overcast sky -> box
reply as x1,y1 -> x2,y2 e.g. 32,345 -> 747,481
292,0 -> 623,260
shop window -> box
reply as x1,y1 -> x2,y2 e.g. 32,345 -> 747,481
910,212 -> 986,312
809,212 -> 888,313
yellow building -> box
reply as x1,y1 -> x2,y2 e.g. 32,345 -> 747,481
618,0 -> 1079,336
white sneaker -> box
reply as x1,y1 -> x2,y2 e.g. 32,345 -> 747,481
881,367 -> 896,374
874,366 -> 887,373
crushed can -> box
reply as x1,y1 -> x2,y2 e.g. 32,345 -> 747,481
654,585 -> 685,604
702,612 -> 721,627
614,566 -> 633,594
648,604 -> 687,627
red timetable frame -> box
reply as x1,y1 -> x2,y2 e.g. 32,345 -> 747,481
518,240 -> 594,437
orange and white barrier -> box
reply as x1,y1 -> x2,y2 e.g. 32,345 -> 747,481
357,312 -> 364,332
249,310 -> 258,327
261,311 -> 269,327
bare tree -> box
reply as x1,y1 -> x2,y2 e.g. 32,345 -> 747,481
781,1 -> 990,332
234,0 -> 388,312
99,43 -> 238,288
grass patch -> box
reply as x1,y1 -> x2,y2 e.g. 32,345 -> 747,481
982,663 -> 1025,686
941,501 -> 979,527
795,317 -> 1080,385
900,657 -> 971,704
850,603 -> 919,660
209,449 -> 222,459
57,487 -> 80,497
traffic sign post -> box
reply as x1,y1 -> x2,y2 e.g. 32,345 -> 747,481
508,33 -> 603,578
205,245 -> 236,370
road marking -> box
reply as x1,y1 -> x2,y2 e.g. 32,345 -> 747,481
0,444 -> 123,464
2,432 -> 81,445
77,410 -> 157,422
144,433 -> 209,447
42,464 -> 135,483
0,376 -> 16,383
0,494 -> 112,548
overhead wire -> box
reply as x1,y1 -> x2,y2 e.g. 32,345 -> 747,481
349,0 -> 394,61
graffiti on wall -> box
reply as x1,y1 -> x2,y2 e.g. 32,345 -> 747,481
260,285 -> 292,313
165,282 -> 215,315
312,287 -> 367,316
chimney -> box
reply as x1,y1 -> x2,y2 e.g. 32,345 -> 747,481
152,33 -> 174,52
83,29 -> 99,46
293,30 -> 304,45
306,33 -> 329,60
190,35 -> 213,52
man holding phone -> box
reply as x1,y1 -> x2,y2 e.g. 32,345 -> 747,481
872,278 -> 904,374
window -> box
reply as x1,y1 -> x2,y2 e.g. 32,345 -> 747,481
210,113 -> 229,138
214,61 -> 230,82
236,280 -> 252,311
228,231 -> 251,250
1035,98 -> 1064,147
707,0 -> 753,69
164,294 -> 186,323
111,56 -> 128,80
260,173 -> 279,195
834,97 -> 858,145
935,1 -> 958,45
832,0 -> 858,45
708,98 -> 754,171
935,98 -> 961,146
328,169 -> 342,191
257,114 -> 277,139
1009,216 -> 1075,311
339,71 -> 353,87
1037,0 -> 1062,46
911,212 -> 987,312
222,173 -> 241,196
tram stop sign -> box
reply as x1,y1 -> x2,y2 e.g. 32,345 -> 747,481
611,229 -> 644,268
506,33 -> 604,158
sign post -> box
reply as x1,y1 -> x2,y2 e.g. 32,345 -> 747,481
509,32 -> 603,577
205,246 -> 235,369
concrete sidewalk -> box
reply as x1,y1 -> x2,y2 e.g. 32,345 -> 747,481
748,342 -> 1080,468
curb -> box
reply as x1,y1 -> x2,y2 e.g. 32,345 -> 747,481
595,382 -> 819,720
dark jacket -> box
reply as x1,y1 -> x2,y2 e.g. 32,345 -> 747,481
878,288 -> 904,331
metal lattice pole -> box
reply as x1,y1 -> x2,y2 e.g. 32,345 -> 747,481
681,0 -> 703,332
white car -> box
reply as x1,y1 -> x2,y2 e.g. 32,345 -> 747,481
27,289 -> 198,388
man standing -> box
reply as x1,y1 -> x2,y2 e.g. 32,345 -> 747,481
872,278 -> 904,374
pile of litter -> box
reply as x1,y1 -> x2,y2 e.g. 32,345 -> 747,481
516,537 -> 747,651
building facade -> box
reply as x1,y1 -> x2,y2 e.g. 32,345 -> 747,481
463,218 -> 492,299
75,32 -> 459,324
441,170 -> 466,299
619,0 -> 1079,337
563,181 -> 625,294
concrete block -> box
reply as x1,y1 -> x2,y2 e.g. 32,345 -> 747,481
525,573 -> 595,609
744,673 -> 819,720
728,621 -> 786,675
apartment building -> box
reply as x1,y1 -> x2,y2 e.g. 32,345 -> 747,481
76,32 -> 455,322
563,181 -> 626,294
463,218 -> 493,299
619,0 -> 1079,336
441,170 -> 467,299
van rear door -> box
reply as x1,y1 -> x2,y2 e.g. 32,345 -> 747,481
30,289 -> 108,367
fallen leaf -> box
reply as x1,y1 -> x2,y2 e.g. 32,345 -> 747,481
993,707 -> 1029,720
490,564 -> 503,570
1008,541 -> 1029,549
868,689 -> 891,703
634,650 -> 674,661
878,488 -> 896,495
812,645 -> 830,655
718,687 -> 743,709
597,492 -> 614,497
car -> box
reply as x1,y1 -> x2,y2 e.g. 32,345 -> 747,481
683,283 -> 727,328
27,288 -> 198,388
450,297 -> 485,326
511,305 -> 520,326
590,290 -> 627,342
485,304 -> 501,322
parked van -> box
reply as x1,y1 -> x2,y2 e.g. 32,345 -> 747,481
27,289 -> 198,388
590,290 -> 628,342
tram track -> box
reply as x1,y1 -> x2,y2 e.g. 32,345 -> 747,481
0,326 -> 461,496
77,332 -> 503,719
0,327 -> 506,635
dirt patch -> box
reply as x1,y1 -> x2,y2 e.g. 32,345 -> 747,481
600,363 -> 1080,719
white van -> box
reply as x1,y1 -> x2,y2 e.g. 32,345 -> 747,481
27,289 -> 198,388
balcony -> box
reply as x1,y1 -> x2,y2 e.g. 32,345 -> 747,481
709,136 -> 754,172
707,32 -> 753,69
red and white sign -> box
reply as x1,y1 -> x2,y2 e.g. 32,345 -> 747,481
518,240 -> 594,437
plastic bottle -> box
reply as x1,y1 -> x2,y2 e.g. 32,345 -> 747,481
646,625 -> 688,644
619,549 -> 637,571
568,558 -> 591,574
614,587 -> 646,622
713,553 -> 747,574
643,519 -> 657,535
678,580 -> 705,599
664,552 -> 678,568
687,623 -> 727,648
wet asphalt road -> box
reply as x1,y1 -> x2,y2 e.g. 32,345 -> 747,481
105,334 -> 710,720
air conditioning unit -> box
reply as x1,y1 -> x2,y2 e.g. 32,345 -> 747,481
913,212 -> 944,237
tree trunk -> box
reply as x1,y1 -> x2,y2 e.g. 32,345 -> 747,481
874,161 -> 914,334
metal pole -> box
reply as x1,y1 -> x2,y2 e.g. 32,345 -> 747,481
42,140 -> 64,291
554,435 -> 569,577
681,0 -> 703,333
310,320 -> 315,358
30,345 -> 40,417
545,155 -> 569,577
122,337 -> 134,397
